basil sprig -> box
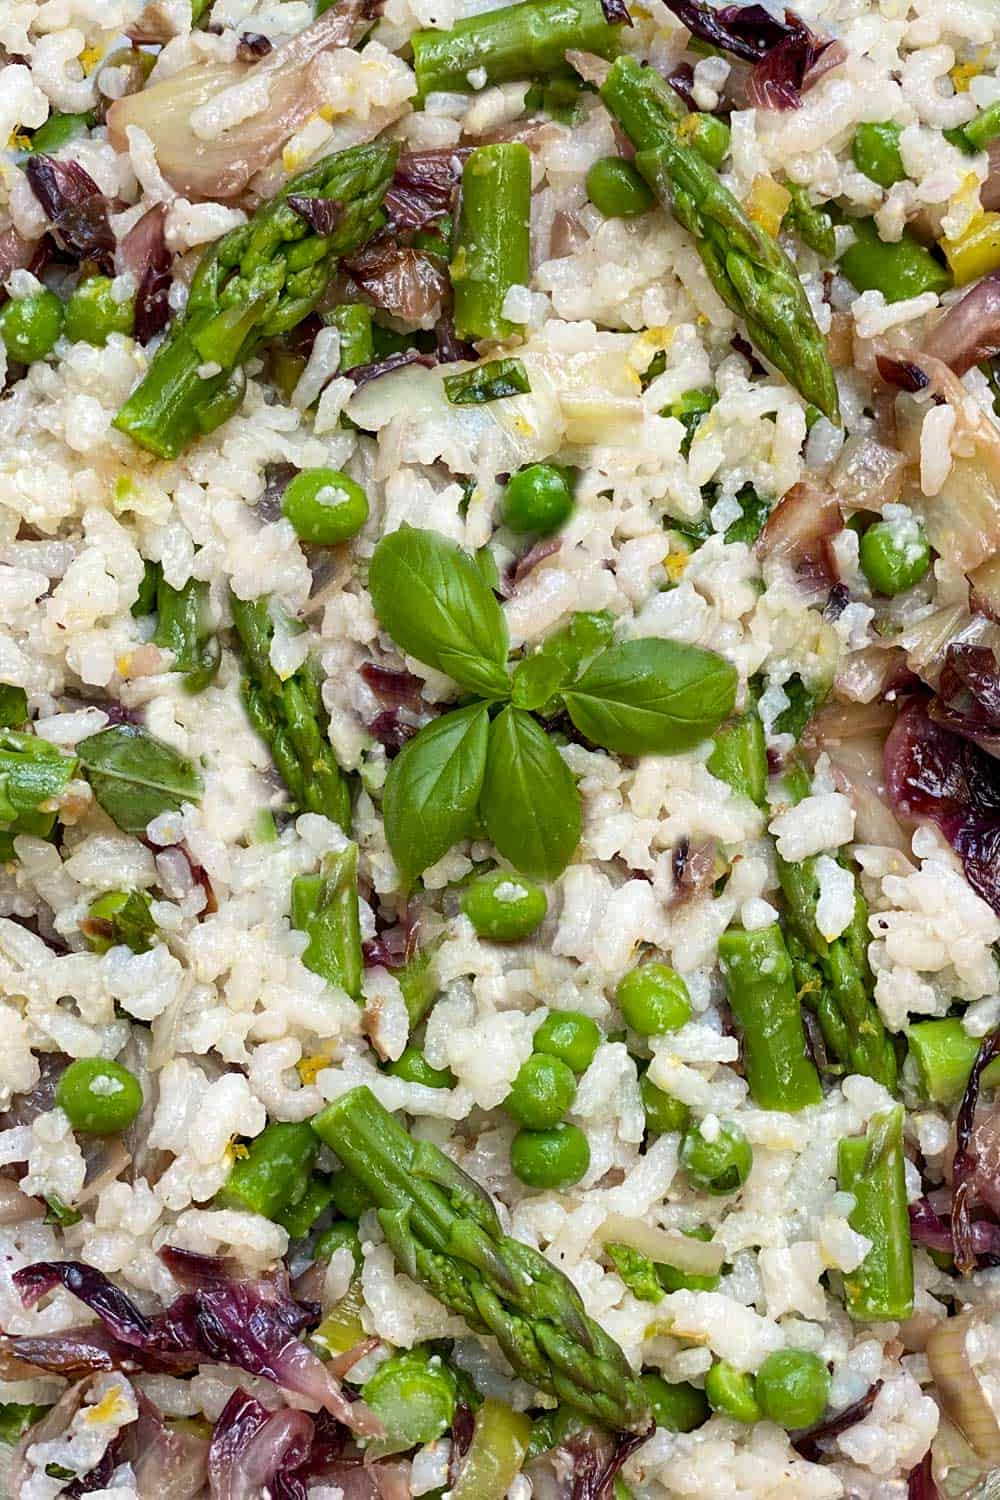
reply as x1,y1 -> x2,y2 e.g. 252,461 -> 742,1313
370,527 -> 738,887
77,724 -> 203,835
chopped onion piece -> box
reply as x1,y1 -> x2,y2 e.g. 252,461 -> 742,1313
595,1214 -> 724,1275
927,1311 -> 1000,1464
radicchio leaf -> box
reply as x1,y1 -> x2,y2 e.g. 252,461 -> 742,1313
25,155 -> 115,272
952,1030 -> 1000,1274
344,240 -> 450,326
661,0 -> 839,109
907,1451 -> 939,1500
875,353 -> 930,393
662,0 -> 793,62
342,349 -> 436,388
288,196 -> 343,236
208,1389 -> 313,1500
599,0 -> 632,25
793,1382 -> 882,1462
924,269 -> 1000,377
116,202 -> 172,344
384,149 -> 469,230
359,662 -> 424,710
125,1391 -> 209,1500
908,1197 -> 1000,1262
746,31 -> 844,111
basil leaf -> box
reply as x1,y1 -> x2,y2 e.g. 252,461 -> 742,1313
0,731 -> 76,827
77,724 -> 203,835
0,1402 -> 50,1444
369,527 -> 510,698
383,702 -> 490,888
563,639 -> 737,755
480,707 -> 581,880
443,357 -> 531,405
511,611 -> 615,713
0,685 -> 28,728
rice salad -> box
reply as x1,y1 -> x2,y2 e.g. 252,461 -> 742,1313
5,0 -> 1000,1493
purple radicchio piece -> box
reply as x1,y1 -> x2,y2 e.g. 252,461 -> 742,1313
207,1389 -> 313,1500
116,201 -> 173,344
951,1030 -> 1000,1275
25,155 -> 116,272
661,0 -> 842,109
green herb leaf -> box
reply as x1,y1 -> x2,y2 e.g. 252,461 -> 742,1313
0,1402 -> 50,1445
444,357 -> 531,405
131,559 -> 162,618
511,611 -> 615,713
77,724 -> 203,835
369,527 -> 510,698
773,675 -> 827,740
480,706 -> 581,880
562,639 -> 737,755
0,685 -> 28,729
0,731 -> 77,829
383,702 -> 490,888
43,1194 -> 81,1227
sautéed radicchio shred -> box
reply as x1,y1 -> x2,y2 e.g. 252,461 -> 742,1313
117,202 -> 172,344
25,155 -> 116,272
661,0 -> 840,108
952,1030 -> 1000,1275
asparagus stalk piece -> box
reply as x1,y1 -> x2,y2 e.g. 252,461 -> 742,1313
217,1121 -> 319,1220
153,575 -> 220,693
778,855 -> 897,1091
706,708 -> 767,806
908,1018 -> 1000,1106
452,143 -> 532,342
291,843 -> 363,1000
230,593 -> 351,830
114,142 -> 398,458
718,926 -> 822,1111
326,303 -> 374,371
837,1104 -> 914,1321
411,0 -> 624,100
601,57 -> 839,421
311,1085 -> 651,1432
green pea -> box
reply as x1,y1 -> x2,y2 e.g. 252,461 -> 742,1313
754,1349 -> 830,1430
705,1361 -> 761,1423
839,217 -> 951,303
858,516 -> 931,596
640,1373 -> 709,1433
282,468 -> 369,544
616,963 -> 692,1036
362,1348 -> 457,1447
505,1053 -> 577,1129
314,1219 -> 362,1268
585,157 -> 654,218
0,289 -> 64,364
680,1119 -> 752,1196
462,869 -> 547,941
681,112 -> 731,169
385,1046 -> 455,1089
533,1010 -> 601,1075
502,464 -> 574,536
510,1122 -> 590,1189
64,276 -> 135,346
641,1074 -> 690,1136
328,1168 -> 374,1220
55,1057 -> 143,1135
852,121 -> 906,189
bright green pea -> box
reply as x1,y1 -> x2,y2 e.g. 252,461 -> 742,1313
0,289 -> 64,364
55,1057 -> 143,1135
505,1053 -> 577,1129
705,1361 -> 761,1423
616,962 -> 692,1036
64,276 -> 135,346
362,1348 -> 457,1447
585,157 -> 654,218
502,464 -> 574,536
510,1122 -> 590,1189
680,1119 -> 752,1196
640,1373 -> 709,1433
533,1010 -> 601,1074
640,1074 -> 690,1136
462,870 -> 547,941
852,121 -> 906,189
282,468 -> 369,544
314,1219 -> 362,1267
385,1045 -> 456,1089
328,1168 -> 374,1220
858,516 -> 931,596
680,111 -> 731,169
754,1349 -> 830,1430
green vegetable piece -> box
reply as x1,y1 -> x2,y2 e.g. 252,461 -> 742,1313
132,560 -> 162,618
28,111 -> 93,153
754,1350 -> 830,1430
705,1361 -> 761,1423
511,1121 -> 590,1188
462,869 -> 548,941
444,357 -> 532,405
640,1074 -> 690,1136
0,730 -> 76,837
616,962 -> 692,1037
534,1010 -> 601,1074
329,1167 -> 374,1221
852,122 -> 906,189
314,1219 -> 362,1266
77,724 -> 203,835
562,638 -> 737,756
858,516 -> 931,596
680,1119 -> 752,1196
64,275 -> 135,346
586,157 -> 654,218
385,1046 -> 456,1089
640,1373 -> 708,1433
369,527 -> 509,698
707,709 -> 767,806
397,944 -> 439,1030
964,100 -> 1000,151
654,1226 -> 720,1294
502,463 -> 575,536
0,288 -> 63,364
277,1175 -> 336,1238
908,1018 -> 1000,1106
665,387 -> 715,455
718,926 -> 822,1112
383,703 -> 490,889
450,1398 -> 532,1500
782,184 -> 835,259
679,112 -> 731,169
363,1348 -> 458,1449
282,467 -> 369,544
505,1053 -> 577,1129
838,1104 -> 914,1322
773,675 -> 825,741
511,611 -> 614,713
326,303 -> 374,370
83,889 -> 156,955
56,1057 -> 143,1136
0,1403 -> 50,1445
44,1193 -> 82,1227
839,216 -> 951,303
291,843 -> 363,1001
153,575 -> 219,693
481,706 -> 582,880
0,685 -> 28,729
217,1121 -> 318,1220
605,1241 -> 664,1302
452,143 -> 531,342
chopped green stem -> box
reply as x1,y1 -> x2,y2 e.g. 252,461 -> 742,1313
838,1105 -> 914,1322
217,1121 -> 319,1220
444,357 -> 531,404
718,926 -> 822,1111
964,101 -> 1000,151
838,217 -> 951,303
908,1018 -> 1000,1106
706,708 -> 767,806
291,843 -> 363,1001
153,574 -> 219,693
452,143 -> 532,342
326,303 -> 375,370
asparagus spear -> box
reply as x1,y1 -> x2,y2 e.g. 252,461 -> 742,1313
601,56 -> 839,421
153,575 -> 220,693
114,142 -> 398,458
778,856 -> 897,1091
230,593 -> 351,830
452,143 -> 532,343
312,1085 -> 651,1432
217,1121 -> 319,1220
718,926 -> 822,1111
908,1018 -> 1000,1106
706,707 -> 767,806
837,1104 -> 913,1321
291,843 -> 363,1000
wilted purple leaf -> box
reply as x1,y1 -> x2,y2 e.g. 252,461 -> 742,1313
25,155 -> 115,272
